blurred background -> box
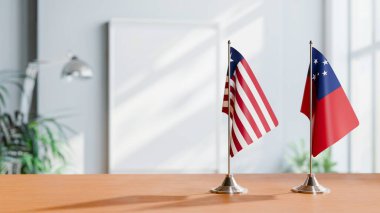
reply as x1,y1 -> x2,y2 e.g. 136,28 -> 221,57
0,0 -> 378,174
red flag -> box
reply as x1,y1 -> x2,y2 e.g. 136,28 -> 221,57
301,48 -> 359,156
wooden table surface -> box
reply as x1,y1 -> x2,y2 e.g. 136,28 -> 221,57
0,174 -> 379,212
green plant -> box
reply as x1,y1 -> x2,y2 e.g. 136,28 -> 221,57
0,112 -> 74,174
0,70 -> 74,174
284,139 -> 337,173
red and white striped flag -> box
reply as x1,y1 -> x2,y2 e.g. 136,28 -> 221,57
222,47 -> 279,157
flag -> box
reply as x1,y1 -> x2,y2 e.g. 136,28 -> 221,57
301,47 -> 359,157
222,47 -> 278,157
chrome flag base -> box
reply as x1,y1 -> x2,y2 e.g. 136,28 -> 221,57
291,174 -> 330,194
210,174 -> 247,194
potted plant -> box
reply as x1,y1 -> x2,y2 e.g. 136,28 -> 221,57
284,139 -> 337,173
0,71 -> 73,174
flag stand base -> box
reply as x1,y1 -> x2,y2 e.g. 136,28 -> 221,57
291,174 -> 330,194
210,174 -> 247,194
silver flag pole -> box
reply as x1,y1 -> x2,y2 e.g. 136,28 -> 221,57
291,41 -> 330,194
309,40 -> 313,176
210,40 -> 247,194
227,40 -> 231,176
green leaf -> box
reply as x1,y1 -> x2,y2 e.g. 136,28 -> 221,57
21,154 -> 33,173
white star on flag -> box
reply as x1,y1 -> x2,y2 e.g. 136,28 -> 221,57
322,70 -> 328,76
323,60 -> 328,65
314,59 -> 318,64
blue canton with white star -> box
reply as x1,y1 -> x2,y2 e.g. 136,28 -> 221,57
311,47 -> 341,100
229,47 -> 244,77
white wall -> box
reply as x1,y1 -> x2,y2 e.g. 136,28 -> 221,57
38,0 -> 324,173
326,0 -> 380,173
0,0 -> 29,111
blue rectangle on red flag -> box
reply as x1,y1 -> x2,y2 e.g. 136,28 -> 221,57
311,47 -> 341,100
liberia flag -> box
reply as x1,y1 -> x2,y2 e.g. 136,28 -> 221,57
301,47 -> 359,157
222,47 -> 278,157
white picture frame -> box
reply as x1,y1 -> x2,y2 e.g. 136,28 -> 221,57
108,18 -> 223,173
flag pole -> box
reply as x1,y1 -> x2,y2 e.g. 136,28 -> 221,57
227,40 -> 231,176
291,40 -> 330,194
210,40 -> 247,194
309,40 -> 313,176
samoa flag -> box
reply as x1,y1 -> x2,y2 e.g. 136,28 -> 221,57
301,47 -> 359,157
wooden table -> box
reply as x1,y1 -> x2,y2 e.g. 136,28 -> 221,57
0,174 -> 379,212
